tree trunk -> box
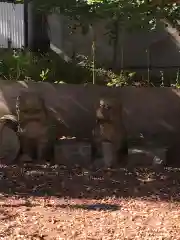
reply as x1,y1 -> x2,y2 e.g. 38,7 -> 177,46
112,20 -> 119,69
28,2 -> 50,53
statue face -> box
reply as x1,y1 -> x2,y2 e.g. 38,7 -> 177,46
98,99 -> 114,121
98,97 -> 122,122
100,99 -> 113,110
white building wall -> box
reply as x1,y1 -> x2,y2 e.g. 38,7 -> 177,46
0,3 -> 24,48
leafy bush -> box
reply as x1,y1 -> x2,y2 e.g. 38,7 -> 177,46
0,49 -> 94,84
0,50 -> 137,86
0,49 -> 178,87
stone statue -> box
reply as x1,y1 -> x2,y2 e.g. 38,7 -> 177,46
0,114 -> 20,164
91,97 -> 128,168
16,91 -> 57,163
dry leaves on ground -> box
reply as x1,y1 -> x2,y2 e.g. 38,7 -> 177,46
0,164 -> 180,239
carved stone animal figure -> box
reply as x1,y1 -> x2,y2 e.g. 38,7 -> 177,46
0,114 -> 18,132
0,114 -> 20,164
91,97 -> 128,168
16,91 -> 57,163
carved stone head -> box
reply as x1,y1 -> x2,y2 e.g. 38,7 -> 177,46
17,91 -> 45,113
97,97 -> 122,122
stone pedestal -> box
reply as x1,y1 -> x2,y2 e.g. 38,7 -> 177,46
128,146 -> 167,169
55,139 -> 91,167
0,125 -> 20,164
55,138 -> 167,169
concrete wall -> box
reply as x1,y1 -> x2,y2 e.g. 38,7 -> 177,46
48,14 -> 180,76
0,81 -> 180,143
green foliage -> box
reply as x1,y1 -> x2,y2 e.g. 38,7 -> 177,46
0,50 -> 95,84
23,0 -> 180,31
0,50 -> 31,81
107,71 -> 136,87
171,69 -> 180,89
0,49 -> 180,88
15,0 -> 180,38
0,49 -> 137,86
40,68 -> 49,81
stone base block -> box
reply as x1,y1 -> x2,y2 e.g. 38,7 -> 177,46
54,139 -> 168,169
128,146 -> 167,168
54,139 -> 91,167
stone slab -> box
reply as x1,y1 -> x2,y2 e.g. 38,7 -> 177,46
128,146 -> 167,168
54,139 -> 91,166
54,139 -> 168,168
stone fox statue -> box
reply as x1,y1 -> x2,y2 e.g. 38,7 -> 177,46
91,97 -> 128,167
0,114 -> 18,132
16,91 -> 57,163
0,114 -> 20,163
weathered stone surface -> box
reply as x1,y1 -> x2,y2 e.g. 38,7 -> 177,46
0,81 -> 180,140
0,125 -> 20,164
128,146 -> 167,168
55,139 -> 91,166
101,142 -> 114,168
54,139 -> 168,169
18,154 -> 34,164
0,114 -> 19,164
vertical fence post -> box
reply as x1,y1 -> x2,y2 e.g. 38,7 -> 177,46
24,0 -> 28,49
7,38 -> 12,48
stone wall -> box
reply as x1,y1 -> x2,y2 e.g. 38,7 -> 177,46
48,14 -> 180,77
0,81 -> 180,144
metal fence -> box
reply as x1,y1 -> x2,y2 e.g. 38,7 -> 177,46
0,2 -> 24,48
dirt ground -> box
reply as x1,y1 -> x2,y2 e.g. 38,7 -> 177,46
0,164 -> 180,239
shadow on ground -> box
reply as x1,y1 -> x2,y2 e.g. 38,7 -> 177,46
0,163 -> 180,202
0,201 -> 120,212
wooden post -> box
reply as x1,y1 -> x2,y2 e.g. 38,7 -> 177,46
24,0 -> 28,48
28,1 -> 50,53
